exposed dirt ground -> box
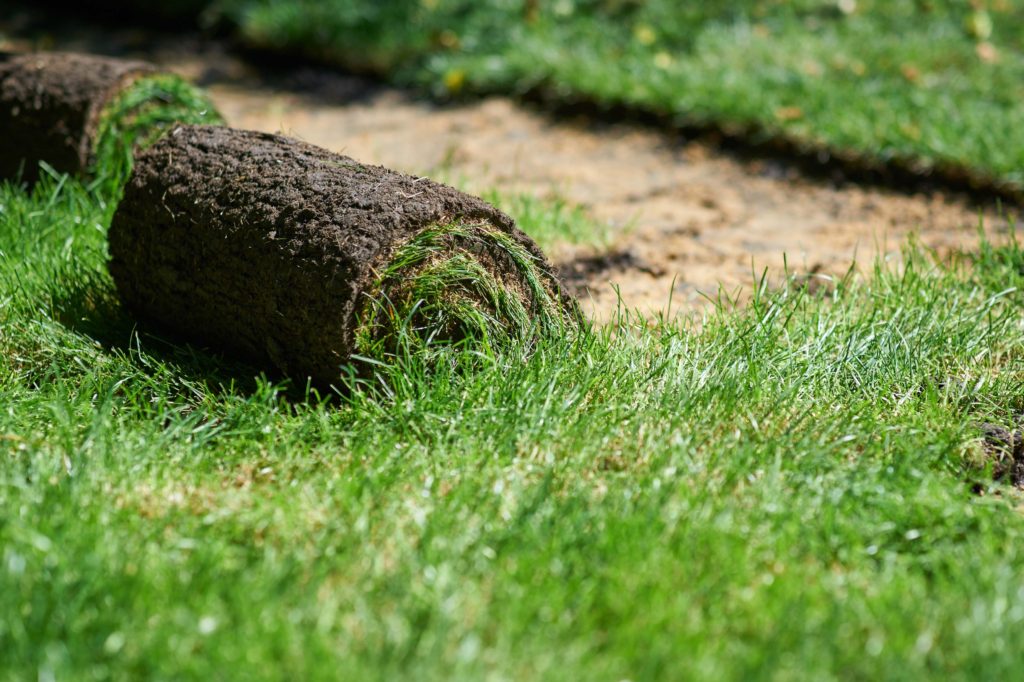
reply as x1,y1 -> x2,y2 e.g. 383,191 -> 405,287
3,23 -> 1019,321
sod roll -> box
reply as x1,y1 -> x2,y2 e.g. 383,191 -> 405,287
0,52 -> 221,185
109,125 -> 576,385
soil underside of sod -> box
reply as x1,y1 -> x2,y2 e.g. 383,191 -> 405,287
109,125 -> 573,385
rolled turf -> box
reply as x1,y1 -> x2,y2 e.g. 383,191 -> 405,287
108,125 -> 576,385
0,52 -> 222,186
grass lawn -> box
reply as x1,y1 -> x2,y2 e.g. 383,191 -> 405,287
4,172 -> 1024,678
88,0 -> 1022,192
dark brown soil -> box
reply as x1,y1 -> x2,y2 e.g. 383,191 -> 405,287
0,51 -> 155,181
558,250 -> 665,296
108,125 -> 566,386
979,422 -> 1024,488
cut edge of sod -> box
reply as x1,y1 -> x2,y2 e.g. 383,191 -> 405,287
355,219 -> 577,363
91,73 -> 223,193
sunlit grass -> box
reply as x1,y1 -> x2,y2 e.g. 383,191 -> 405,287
483,190 -> 614,256
4,175 -> 1024,678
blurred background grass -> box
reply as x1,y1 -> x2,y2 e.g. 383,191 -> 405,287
27,0 -> 1024,192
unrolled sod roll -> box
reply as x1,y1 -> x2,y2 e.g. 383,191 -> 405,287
109,125 -> 577,385
0,52 -> 221,185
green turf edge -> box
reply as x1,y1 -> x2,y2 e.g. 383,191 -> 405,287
91,73 -> 224,194
219,0 -> 1024,202
355,219 -> 576,364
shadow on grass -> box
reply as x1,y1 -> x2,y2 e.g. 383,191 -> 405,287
48,275 -> 281,399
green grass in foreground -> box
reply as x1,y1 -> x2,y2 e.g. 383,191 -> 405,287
5,176 -> 1024,678
208,0 -> 1024,189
